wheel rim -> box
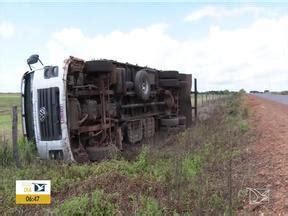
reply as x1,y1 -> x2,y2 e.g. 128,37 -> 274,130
141,80 -> 149,94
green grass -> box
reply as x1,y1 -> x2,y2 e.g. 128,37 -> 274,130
55,190 -> 119,215
0,114 -> 11,127
0,93 -> 22,139
0,94 -> 251,215
0,93 -> 21,113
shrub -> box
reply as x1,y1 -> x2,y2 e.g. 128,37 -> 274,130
0,137 -> 13,166
54,190 -> 118,215
138,196 -> 162,216
132,146 -> 149,173
18,138 -> 37,164
55,194 -> 89,215
90,190 -> 118,215
238,120 -> 249,133
182,154 -> 202,179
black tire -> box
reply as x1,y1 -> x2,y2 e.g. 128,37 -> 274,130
160,117 -> 179,127
135,70 -> 151,101
159,70 -> 179,79
159,79 -> 179,87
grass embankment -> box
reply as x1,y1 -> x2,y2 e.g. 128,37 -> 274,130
0,93 -> 21,139
0,94 -> 250,215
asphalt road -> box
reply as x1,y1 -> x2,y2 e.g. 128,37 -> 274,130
252,93 -> 288,106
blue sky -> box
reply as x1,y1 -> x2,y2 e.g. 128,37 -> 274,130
1,2 -> 288,92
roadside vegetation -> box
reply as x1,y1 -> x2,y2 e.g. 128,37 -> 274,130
0,93 -> 21,139
0,93 -> 251,215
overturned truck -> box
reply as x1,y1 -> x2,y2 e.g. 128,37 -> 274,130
22,56 -> 192,162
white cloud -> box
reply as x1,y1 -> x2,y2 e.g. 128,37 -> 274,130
47,16 -> 288,91
0,21 -> 15,38
47,23 -> 178,67
0,64 -> 25,92
184,6 -> 267,22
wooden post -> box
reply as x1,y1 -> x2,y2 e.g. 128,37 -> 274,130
194,78 -> 197,120
12,106 -> 21,168
201,93 -> 203,106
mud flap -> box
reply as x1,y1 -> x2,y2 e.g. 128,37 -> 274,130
179,74 -> 192,127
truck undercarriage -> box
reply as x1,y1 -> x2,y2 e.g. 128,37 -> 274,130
66,57 -> 192,162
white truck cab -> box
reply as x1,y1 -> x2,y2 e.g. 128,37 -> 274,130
22,56 -> 75,161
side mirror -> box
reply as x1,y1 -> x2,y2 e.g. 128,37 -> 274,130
27,54 -> 43,70
27,54 -> 40,65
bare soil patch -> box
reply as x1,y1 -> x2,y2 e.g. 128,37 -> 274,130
243,95 -> 288,214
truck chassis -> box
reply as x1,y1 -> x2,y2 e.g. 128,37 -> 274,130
22,56 -> 192,162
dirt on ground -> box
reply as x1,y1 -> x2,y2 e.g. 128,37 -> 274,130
244,95 -> 288,214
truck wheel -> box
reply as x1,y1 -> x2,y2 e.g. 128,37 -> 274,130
159,79 -> 179,87
160,117 -> 179,127
135,70 -> 151,101
159,70 -> 179,79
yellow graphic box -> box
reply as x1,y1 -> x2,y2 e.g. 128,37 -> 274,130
16,180 -> 51,204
